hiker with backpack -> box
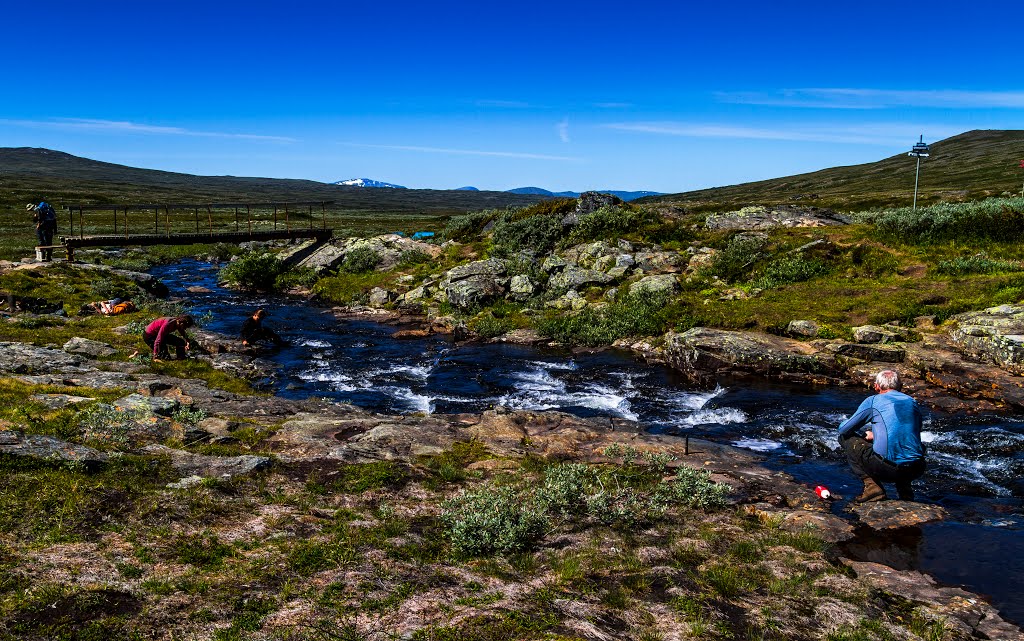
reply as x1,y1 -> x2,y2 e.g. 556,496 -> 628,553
28,201 -> 58,261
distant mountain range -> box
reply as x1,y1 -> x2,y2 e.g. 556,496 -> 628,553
335,179 -> 660,202
333,178 -> 407,189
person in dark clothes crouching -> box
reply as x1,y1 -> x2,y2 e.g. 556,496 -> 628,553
240,309 -> 285,347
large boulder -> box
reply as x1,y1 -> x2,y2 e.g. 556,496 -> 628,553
297,243 -> 346,272
575,192 -> 623,216
63,337 -> 117,358
0,431 -> 108,469
509,275 -> 536,300
705,205 -> 850,231
629,274 -> 679,297
949,305 -> 1024,374
825,342 -> 906,363
633,251 -> 685,274
547,265 -> 614,292
665,328 -> 839,383
443,260 -> 508,308
852,325 -> 900,344
445,258 -> 505,282
142,444 -> 270,479
787,320 -> 820,338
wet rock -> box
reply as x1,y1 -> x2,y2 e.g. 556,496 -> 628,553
705,205 -> 850,231
189,329 -> 247,354
63,337 -> 117,358
392,328 -> 432,339
665,328 -> 839,383
493,328 -> 546,345
949,304 -> 1024,374
509,275 -> 535,300
547,265 -> 614,292
826,342 -> 905,363
142,444 -> 271,479
31,393 -> 95,409
630,274 -> 679,296
113,394 -> 179,417
849,501 -> 948,530
787,320 -> 820,338
0,431 -> 107,468
199,353 -> 278,382
842,560 -> 1024,641
852,325 -> 900,344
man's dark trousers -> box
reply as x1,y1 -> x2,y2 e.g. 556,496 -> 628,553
841,434 -> 926,490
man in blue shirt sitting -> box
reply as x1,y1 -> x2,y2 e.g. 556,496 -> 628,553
838,370 -> 927,502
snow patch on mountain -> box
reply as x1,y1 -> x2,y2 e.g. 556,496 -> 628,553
333,178 -> 407,189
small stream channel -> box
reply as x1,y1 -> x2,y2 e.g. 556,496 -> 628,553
154,259 -> 1024,624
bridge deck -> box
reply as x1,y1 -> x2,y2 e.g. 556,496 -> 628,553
61,228 -> 332,249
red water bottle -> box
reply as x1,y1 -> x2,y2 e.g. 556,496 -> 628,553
815,485 -> 832,500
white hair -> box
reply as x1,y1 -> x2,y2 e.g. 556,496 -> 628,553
874,370 -> 901,391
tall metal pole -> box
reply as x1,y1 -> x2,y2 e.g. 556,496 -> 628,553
913,155 -> 922,211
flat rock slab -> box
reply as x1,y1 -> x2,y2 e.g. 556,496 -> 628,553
142,444 -> 270,479
113,394 -> 179,417
850,501 -> 947,529
706,205 -> 849,231
0,342 -> 84,375
0,431 -> 107,468
63,337 -> 117,358
825,342 -> 906,363
30,393 -> 95,409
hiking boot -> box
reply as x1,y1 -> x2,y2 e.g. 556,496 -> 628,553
854,478 -> 887,503
895,482 -> 915,501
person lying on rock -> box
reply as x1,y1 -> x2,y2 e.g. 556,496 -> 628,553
143,314 -> 195,362
838,370 -> 927,503
240,309 -> 285,347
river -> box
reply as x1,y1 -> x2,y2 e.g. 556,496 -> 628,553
153,259 -> 1024,623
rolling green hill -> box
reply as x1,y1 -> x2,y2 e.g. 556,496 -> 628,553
642,129 -> 1024,212
0,147 -> 546,213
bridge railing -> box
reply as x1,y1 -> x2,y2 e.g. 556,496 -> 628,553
63,201 -> 334,240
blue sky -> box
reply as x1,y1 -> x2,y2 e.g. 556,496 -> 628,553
3,0 -> 1024,192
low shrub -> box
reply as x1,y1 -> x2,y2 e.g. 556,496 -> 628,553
472,312 -> 520,338
219,251 -> 286,291
858,197 -> 1024,244
707,234 -> 768,283
273,266 -> 320,290
751,255 -> 829,290
441,484 -> 550,555
398,249 -> 432,267
536,463 -> 596,516
535,290 -> 672,346
490,213 -> 564,258
564,205 -> 662,246
442,210 -> 498,241
341,246 -> 381,273
936,253 -> 1024,276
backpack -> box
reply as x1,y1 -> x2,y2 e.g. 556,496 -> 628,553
39,203 -> 56,224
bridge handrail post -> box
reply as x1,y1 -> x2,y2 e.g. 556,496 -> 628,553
207,205 -> 213,237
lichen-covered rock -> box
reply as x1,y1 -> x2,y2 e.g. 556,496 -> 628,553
542,254 -> 568,272
509,275 -> 535,300
31,393 -> 95,409
852,325 -> 900,344
665,327 -> 839,383
0,342 -> 84,375
705,205 -> 850,231
547,265 -> 614,292
142,444 -> 271,479
949,305 -> 1024,374
296,243 -> 346,272
826,342 -> 906,363
546,289 -> 588,311
368,287 -> 393,307
444,275 -> 506,309
633,251 -> 685,274
0,431 -> 108,468
113,394 -> 180,417
686,247 -> 719,272
63,337 -> 117,358
445,259 -> 505,282
787,320 -> 820,337
630,274 -> 679,297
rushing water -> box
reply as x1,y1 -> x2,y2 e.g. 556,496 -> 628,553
153,259 -> 1024,623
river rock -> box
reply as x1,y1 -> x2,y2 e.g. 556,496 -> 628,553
63,337 -> 117,358
142,444 -> 270,479
705,205 -> 850,231
826,342 -> 905,363
0,431 -> 108,468
948,304 -> 1024,374
665,328 -> 839,383
547,265 -> 614,292
852,325 -> 900,344
787,320 -> 820,337
630,274 -> 679,296
849,501 -> 947,530
509,275 -> 535,300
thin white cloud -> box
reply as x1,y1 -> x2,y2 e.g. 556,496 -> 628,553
475,99 -> 533,109
342,142 -> 579,161
718,88 -> 1024,110
603,121 -> 961,146
557,118 -> 570,143
0,117 -> 295,142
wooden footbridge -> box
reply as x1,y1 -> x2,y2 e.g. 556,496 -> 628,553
54,201 -> 334,260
